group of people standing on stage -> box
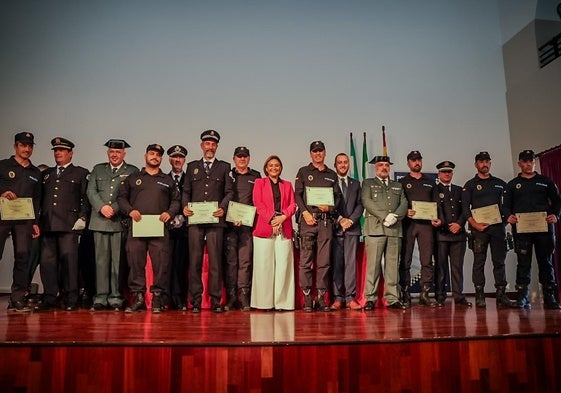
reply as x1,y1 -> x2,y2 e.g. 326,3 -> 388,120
1,130 -> 560,314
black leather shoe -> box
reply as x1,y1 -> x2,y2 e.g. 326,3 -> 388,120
13,300 -> 31,312
364,301 -> 375,311
211,304 -> 223,313
111,305 -> 123,311
151,293 -> 165,314
34,302 -> 54,312
90,303 -> 106,311
191,305 -> 201,314
455,298 -> 473,308
176,303 -> 187,311
387,301 -> 406,310
65,305 -> 77,311
125,293 -> 146,313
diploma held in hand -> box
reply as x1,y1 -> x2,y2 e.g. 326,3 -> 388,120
411,201 -> 437,220
188,201 -> 219,225
226,201 -> 256,227
0,197 -> 35,220
132,215 -> 164,237
306,186 -> 334,206
471,204 -> 502,225
516,212 -> 548,233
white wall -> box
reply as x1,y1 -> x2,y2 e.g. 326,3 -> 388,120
0,1 -> 516,293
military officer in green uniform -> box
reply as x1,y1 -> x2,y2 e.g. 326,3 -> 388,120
87,139 -> 139,311
362,156 -> 408,310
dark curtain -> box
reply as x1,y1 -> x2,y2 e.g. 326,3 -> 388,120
539,145 -> 561,296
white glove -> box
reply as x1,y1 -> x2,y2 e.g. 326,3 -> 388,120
170,214 -> 185,229
72,218 -> 86,231
383,213 -> 398,227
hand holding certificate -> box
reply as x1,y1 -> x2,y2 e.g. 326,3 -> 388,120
132,214 -> 164,237
516,212 -> 547,233
0,197 -> 35,220
471,204 -> 502,225
226,201 -> 256,227
306,187 -> 334,206
187,201 -> 219,225
411,201 -> 437,220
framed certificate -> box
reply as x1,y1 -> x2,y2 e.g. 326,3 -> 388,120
516,212 -> 547,233
411,201 -> 437,220
305,187 -> 334,206
0,197 -> 35,220
132,215 -> 164,237
188,201 -> 219,225
226,201 -> 256,227
471,204 -> 502,225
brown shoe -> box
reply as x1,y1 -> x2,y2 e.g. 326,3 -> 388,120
330,301 -> 343,310
346,300 -> 362,310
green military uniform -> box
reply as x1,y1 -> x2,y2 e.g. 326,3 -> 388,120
361,160 -> 408,307
87,142 -> 139,309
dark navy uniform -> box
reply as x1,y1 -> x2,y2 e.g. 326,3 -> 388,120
398,173 -> 436,290
40,155 -> 90,309
117,168 -> 181,297
295,162 -> 341,295
168,169 -> 188,309
0,135 -> 42,307
223,166 -> 260,303
462,174 -> 508,288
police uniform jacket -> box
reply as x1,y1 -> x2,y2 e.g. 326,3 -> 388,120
40,164 -> 90,232
294,163 -> 341,217
117,168 -> 180,217
0,156 -> 41,225
503,172 -> 561,233
231,167 -> 261,205
182,158 -> 234,227
462,174 -> 507,228
87,161 -> 139,232
361,177 -> 408,237
399,173 -> 435,224
433,182 -> 466,241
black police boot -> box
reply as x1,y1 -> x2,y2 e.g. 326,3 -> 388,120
419,284 -> 436,307
515,285 -> 531,309
224,289 -> 237,311
496,286 -> 515,308
542,285 -> 561,309
125,293 -> 146,313
400,286 -> 411,309
239,288 -> 251,311
475,285 -> 486,308
151,291 -> 164,314
316,290 -> 330,312
303,289 -> 313,312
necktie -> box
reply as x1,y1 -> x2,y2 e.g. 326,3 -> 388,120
341,178 -> 348,200
57,166 -> 64,177
112,167 -> 118,174
383,178 -> 387,187
204,161 -> 211,175
174,174 -> 180,185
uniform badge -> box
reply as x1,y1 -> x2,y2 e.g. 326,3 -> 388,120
44,174 -> 50,181
194,168 -> 199,175
439,193 -> 444,199
476,185 -> 482,191
8,171 -> 15,179
136,179 -> 142,186
308,175 -> 313,181
406,183 -> 412,189
516,183 -> 521,189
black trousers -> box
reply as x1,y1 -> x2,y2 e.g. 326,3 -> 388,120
0,223 -> 33,303
471,225 -> 507,288
224,226 -> 253,292
400,221 -> 434,288
435,240 -> 467,302
299,219 -> 333,292
188,225 -> 223,307
169,227 -> 189,306
126,233 -> 170,295
514,231 -> 556,286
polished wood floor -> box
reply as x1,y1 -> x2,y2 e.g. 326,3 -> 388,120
2,295 -> 561,393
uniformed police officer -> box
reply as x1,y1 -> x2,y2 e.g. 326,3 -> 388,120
362,155 -> 408,310
182,130 -> 234,313
37,137 -> 91,311
294,140 -> 341,312
462,151 -> 513,308
223,146 -> 260,311
504,150 -> 561,309
0,132 -> 41,311
118,144 -> 180,313
166,144 -> 189,310
399,150 -> 437,307
87,139 -> 139,311
432,161 -> 471,307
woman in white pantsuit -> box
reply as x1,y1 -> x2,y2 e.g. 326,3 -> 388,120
251,156 -> 296,310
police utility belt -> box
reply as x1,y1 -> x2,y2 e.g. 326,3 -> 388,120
311,212 -> 334,221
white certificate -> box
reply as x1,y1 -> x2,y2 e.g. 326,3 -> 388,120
471,204 -> 502,225
188,201 -> 219,225
411,201 -> 437,220
0,197 -> 35,220
306,186 -> 334,206
132,215 -> 164,237
516,212 -> 548,233
226,201 -> 256,227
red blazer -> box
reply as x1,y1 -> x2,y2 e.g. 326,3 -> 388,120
252,177 -> 296,239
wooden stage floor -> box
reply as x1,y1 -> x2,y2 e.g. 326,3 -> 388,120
1,295 -> 561,392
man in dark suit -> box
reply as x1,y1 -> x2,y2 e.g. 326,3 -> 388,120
182,130 -> 234,313
330,153 -> 363,310
432,161 -> 471,307
166,144 -> 189,310
36,137 -> 91,311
